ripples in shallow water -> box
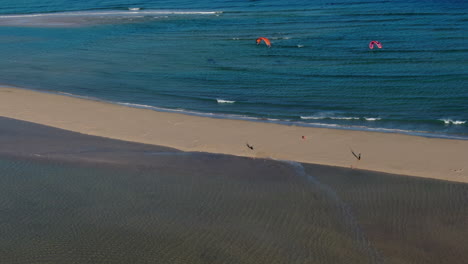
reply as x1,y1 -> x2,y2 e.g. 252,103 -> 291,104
0,153 -> 467,264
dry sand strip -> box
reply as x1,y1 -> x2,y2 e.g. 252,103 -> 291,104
0,86 -> 467,183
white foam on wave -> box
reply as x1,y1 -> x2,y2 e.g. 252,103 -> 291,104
331,117 -> 360,120
301,116 -> 355,120
57,91 -> 75,96
216,99 -> 235,104
0,10 -> 222,27
364,117 -> 381,121
128,8 -> 141,11
300,115 -> 381,121
117,102 -> 156,109
440,119 -> 466,125
0,10 -> 222,19
114,101 -> 292,125
300,116 -> 322,120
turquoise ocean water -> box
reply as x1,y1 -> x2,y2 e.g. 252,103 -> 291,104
0,0 -> 466,138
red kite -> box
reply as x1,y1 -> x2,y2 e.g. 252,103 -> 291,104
256,37 -> 271,48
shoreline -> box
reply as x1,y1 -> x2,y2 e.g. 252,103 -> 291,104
42,88 -> 468,141
1,86 -> 467,183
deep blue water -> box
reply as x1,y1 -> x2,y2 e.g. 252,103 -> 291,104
0,0 -> 467,138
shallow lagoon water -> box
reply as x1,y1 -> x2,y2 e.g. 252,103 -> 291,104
0,117 -> 467,263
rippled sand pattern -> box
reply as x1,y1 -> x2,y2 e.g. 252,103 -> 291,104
309,164 -> 468,264
0,117 -> 467,263
0,155 -> 376,264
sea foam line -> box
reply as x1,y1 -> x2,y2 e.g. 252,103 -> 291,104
440,119 -> 466,125
216,99 -> 235,104
0,10 -> 222,19
301,116 -> 381,121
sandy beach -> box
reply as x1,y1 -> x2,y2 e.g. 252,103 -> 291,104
0,86 -> 467,183
1,94 -> 467,264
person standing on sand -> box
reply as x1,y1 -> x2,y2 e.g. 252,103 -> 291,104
350,148 -> 361,160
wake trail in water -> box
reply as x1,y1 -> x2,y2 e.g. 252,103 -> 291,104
283,160 -> 385,264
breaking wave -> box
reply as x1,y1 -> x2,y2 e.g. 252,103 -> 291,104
216,99 -> 235,104
0,9 -> 222,27
440,119 -> 466,125
0,10 -> 222,18
300,115 -> 381,121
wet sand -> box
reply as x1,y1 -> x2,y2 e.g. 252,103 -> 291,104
0,86 -> 467,183
0,117 -> 467,263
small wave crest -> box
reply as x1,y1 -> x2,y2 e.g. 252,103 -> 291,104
440,119 -> 466,125
0,10 -> 221,19
300,115 -> 381,121
0,9 -> 222,27
216,99 -> 235,104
